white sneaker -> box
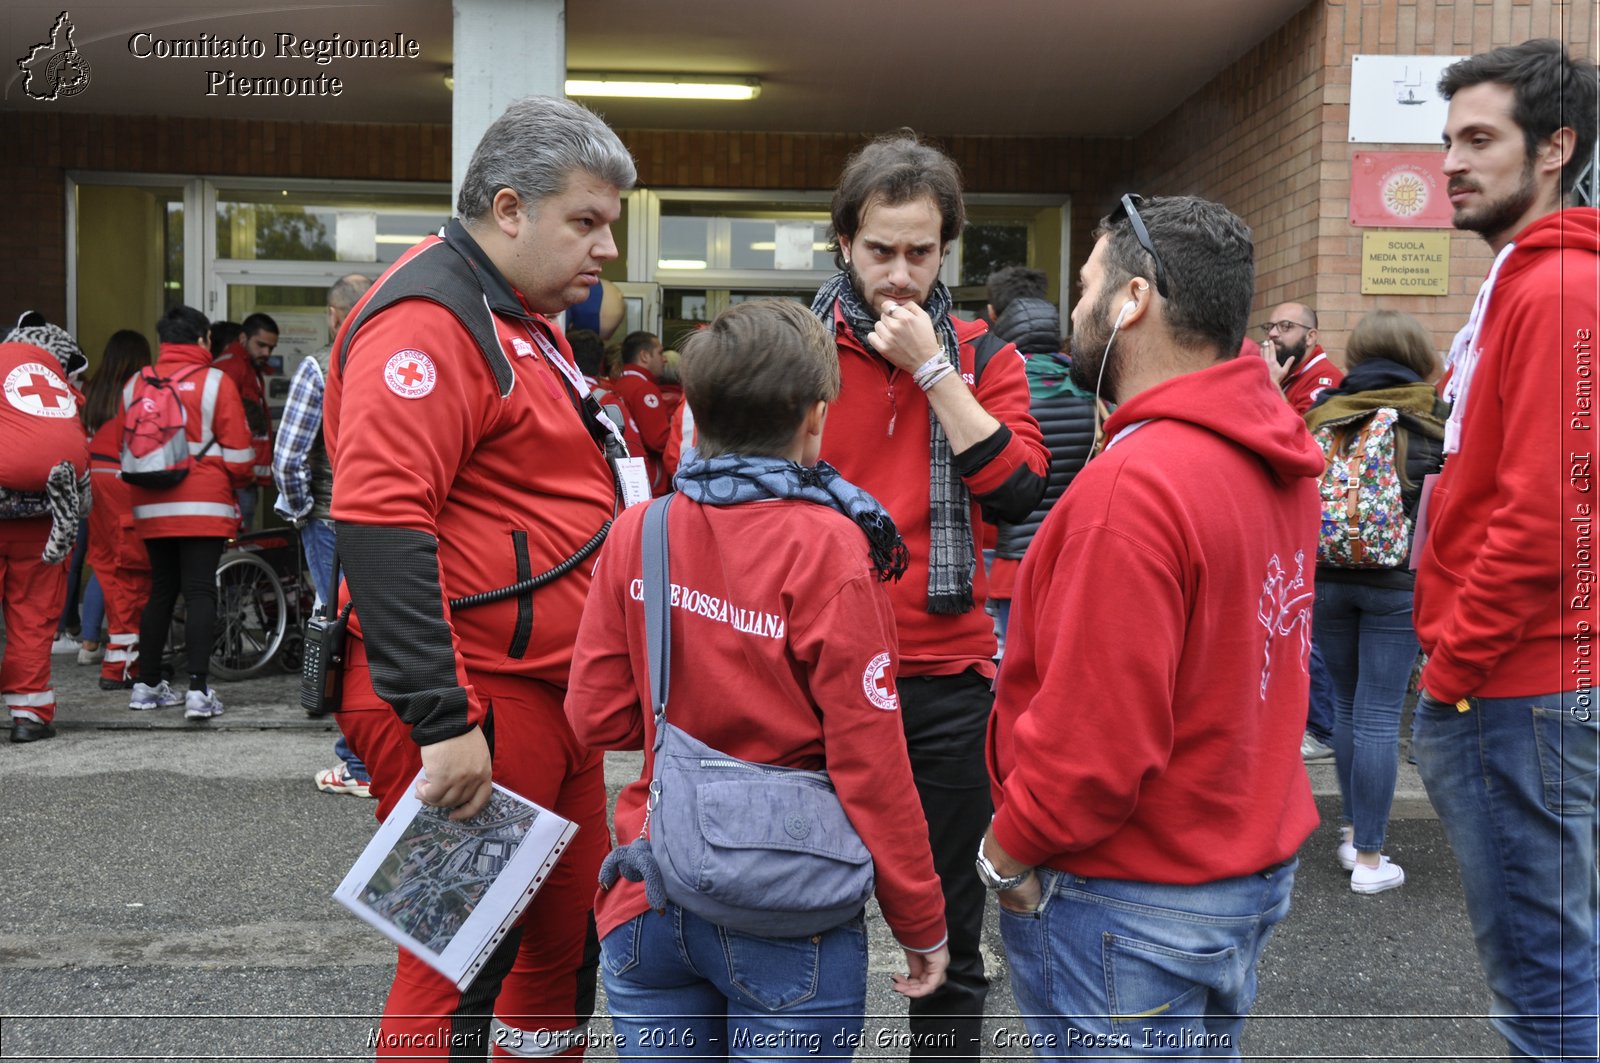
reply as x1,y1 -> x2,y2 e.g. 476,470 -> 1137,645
77,643 -> 104,665
1336,839 -> 1358,871
1300,731 -> 1335,762
184,687 -> 225,720
129,680 -> 183,711
51,633 -> 81,655
1350,855 -> 1406,895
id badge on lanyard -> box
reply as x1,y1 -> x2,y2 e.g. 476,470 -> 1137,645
526,323 -> 647,506
527,324 -> 630,452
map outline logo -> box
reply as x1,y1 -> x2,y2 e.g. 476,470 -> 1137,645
17,11 -> 92,102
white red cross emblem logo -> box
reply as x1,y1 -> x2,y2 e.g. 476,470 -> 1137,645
4,361 -> 76,418
383,350 -> 437,399
862,651 -> 898,711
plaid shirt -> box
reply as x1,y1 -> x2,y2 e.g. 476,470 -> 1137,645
271,356 -> 324,522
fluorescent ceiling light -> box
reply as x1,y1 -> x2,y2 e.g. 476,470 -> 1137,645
748,241 -> 830,252
566,74 -> 760,101
657,259 -> 709,270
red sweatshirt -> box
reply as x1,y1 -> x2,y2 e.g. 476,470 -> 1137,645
988,356 -> 1324,882
1414,208 -> 1600,701
567,496 -> 947,951
819,313 -> 1048,677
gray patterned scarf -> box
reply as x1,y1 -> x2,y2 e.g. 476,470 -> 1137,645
810,272 -> 974,614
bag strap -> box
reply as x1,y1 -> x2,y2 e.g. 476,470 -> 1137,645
642,493 -> 676,729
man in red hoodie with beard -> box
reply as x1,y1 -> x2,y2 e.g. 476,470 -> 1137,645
981,195 -> 1323,1054
1411,40 -> 1600,1063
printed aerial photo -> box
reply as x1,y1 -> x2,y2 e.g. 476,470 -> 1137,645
360,789 -> 538,953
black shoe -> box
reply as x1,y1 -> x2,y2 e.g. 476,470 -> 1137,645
99,676 -> 135,691
10,718 -> 57,743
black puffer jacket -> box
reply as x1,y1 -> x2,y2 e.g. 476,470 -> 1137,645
991,296 -> 1062,355
1304,358 -> 1448,589
988,298 -> 1097,561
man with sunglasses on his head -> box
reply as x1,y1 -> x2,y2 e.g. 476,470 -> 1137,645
982,194 -> 1323,1055
811,130 -> 1048,1060
1259,302 -> 1343,414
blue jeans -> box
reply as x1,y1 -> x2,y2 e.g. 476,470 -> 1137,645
235,487 -> 256,532
80,572 -> 105,644
299,520 -> 365,780
999,861 -> 1296,1060
1305,640 -> 1335,744
1414,690 -> 1600,1062
56,517 -> 89,632
1313,581 -> 1418,853
298,518 -> 336,608
599,905 -> 868,1060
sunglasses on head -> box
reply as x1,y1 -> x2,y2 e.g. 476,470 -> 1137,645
1109,194 -> 1171,300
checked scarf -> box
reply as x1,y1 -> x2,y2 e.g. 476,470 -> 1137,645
674,453 -> 907,583
809,272 -> 975,613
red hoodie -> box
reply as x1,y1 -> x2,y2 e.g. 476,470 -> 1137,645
988,356 -> 1323,882
1414,208 -> 1600,701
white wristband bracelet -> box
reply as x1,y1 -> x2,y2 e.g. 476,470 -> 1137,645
912,354 -> 953,390
916,362 -> 955,392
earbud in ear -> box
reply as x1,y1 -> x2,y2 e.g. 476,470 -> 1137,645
1115,299 -> 1137,328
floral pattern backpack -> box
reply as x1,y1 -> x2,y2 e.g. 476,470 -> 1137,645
1313,407 -> 1411,568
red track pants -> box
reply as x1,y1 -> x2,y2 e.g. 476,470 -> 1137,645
337,636 -> 610,1060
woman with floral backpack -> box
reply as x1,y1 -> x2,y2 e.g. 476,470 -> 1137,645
1305,310 -> 1448,894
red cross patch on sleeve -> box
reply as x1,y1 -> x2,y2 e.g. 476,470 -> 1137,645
862,651 -> 899,711
383,350 -> 437,399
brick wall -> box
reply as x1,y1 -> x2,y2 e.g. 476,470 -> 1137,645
1132,0 -> 1595,364
0,111 -> 453,325
1313,0 -> 1595,357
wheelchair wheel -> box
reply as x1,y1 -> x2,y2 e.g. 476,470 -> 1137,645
209,550 -> 288,680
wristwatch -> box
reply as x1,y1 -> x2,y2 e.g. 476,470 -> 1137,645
975,844 -> 1033,891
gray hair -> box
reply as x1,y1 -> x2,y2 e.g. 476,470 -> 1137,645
329,273 -> 372,313
456,95 -> 637,220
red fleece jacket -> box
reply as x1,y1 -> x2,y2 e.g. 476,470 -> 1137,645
1414,208 -> 1600,701
988,356 -> 1324,882
819,314 -> 1048,677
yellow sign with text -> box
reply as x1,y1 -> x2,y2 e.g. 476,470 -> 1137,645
1360,230 -> 1451,295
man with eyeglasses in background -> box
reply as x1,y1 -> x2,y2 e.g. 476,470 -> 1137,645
982,194 -> 1322,1055
1258,302 -> 1342,414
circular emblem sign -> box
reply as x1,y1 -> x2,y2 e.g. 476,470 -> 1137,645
383,350 -> 437,399
4,362 -> 76,418
863,651 -> 898,711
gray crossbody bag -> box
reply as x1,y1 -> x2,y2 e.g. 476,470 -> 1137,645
634,493 -> 875,937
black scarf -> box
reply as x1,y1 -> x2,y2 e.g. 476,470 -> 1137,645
808,272 -> 974,613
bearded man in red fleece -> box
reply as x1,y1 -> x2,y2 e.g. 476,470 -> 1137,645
1411,40 -> 1600,1063
811,132 -> 1048,1060
982,194 -> 1323,1054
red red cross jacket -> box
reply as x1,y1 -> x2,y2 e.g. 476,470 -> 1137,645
0,341 -> 88,491
125,343 -> 255,540
325,231 -> 616,745
568,495 -> 947,952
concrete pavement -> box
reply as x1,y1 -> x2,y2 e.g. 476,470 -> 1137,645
0,654 -> 1509,1060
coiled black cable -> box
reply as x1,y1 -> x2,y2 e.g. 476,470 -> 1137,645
446,520 -> 612,611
